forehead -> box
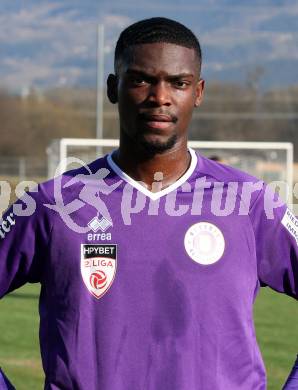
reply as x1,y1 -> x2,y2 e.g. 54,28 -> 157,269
118,42 -> 199,76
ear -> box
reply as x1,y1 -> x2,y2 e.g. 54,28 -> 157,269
107,74 -> 118,104
194,78 -> 205,107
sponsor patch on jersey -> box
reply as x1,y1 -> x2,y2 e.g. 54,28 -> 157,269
88,216 -> 112,233
81,244 -> 117,299
184,222 -> 225,265
0,212 -> 16,240
281,208 -> 298,244
87,232 -> 112,241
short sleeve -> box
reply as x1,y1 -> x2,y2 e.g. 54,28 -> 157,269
249,184 -> 298,299
0,187 -> 52,297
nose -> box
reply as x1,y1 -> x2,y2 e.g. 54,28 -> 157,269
147,81 -> 171,106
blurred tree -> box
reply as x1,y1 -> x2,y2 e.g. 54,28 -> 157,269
0,82 -> 297,162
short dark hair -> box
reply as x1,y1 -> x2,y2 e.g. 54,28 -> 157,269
114,17 -> 202,74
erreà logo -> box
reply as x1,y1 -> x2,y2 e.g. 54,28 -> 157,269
0,213 -> 16,240
81,244 -> 117,299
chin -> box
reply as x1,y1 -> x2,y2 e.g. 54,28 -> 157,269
139,134 -> 178,155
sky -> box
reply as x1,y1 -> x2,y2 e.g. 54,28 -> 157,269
1,0 -> 298,93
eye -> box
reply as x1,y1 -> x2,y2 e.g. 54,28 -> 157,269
130,76 -> 147,86
173,80 -> 190,89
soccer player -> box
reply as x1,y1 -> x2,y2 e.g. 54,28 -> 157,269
0,17 -> 297,389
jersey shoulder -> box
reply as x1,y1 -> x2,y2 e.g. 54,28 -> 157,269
196,153 -> 262,185
192,153 -> 266,213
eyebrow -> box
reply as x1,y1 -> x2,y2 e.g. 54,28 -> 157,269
125,69 -> 195,79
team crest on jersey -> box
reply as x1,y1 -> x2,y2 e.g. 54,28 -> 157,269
184,222 -> 225,265
81,244 -> 117,299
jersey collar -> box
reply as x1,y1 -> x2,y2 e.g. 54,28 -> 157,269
107,148 -> 197,200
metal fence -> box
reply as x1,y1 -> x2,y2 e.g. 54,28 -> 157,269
0,157 -> 47,182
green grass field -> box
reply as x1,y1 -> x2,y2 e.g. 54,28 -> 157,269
0,284 -> 297,389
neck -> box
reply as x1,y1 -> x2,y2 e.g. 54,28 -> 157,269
113,135 -> 191,192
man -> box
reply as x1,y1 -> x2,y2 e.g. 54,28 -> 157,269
0,17 -> 297,390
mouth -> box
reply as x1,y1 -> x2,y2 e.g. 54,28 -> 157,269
139,113 -> 176,130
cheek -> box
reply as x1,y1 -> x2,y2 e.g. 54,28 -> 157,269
117,90 -> 143,130
119,84 -> 147,106
177,97 -> 196,121
118,92 -> 138,121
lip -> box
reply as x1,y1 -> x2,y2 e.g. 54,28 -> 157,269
143,114 -> 173,122
143,120 -> 173,129
139,113 -> 174,129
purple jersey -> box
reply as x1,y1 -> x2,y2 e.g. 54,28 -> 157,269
0,149 -> 297,389
283,355 -> 298,389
